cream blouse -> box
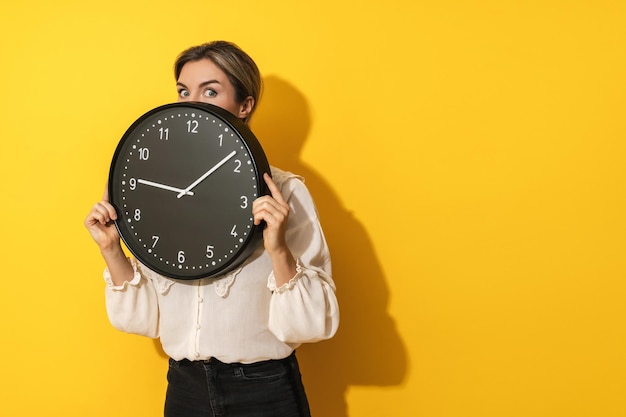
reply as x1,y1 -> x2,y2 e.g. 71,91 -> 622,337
103,167 -> 339,363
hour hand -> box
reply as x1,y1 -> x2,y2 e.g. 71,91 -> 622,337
137,179 -> 194,196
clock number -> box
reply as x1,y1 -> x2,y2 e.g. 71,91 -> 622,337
240,196 -> 248,209
178,251 -> 186,263
233,159 -> 241,173
138,147 -> 150,161
218,133 -> 223,146
230,225 -> 238,237
151,236 -> 159,248
206,245 -> 215,259
134,209 -> 141,221
187,120 -> 199,133
159,127 -> 169,140
129,178 -> 137,190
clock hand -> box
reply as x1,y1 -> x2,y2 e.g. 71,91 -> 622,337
137,179 -> 194,196
177,150 -> 237,198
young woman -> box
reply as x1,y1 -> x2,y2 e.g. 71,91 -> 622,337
84,41 -> 339,417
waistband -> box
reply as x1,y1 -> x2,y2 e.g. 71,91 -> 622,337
170,350 -> 296,369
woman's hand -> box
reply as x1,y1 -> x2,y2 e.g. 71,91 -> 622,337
253,173 -> 290,253
84,187 -> 134,285
84,187 -> 121,253
253,173 -> 297,285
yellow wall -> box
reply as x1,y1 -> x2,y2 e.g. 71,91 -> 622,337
1,1 -> 624,416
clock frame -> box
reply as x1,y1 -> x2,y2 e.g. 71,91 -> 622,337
108,102 -> 270,280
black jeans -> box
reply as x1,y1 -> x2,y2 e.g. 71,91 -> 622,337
164,351 -> 311,417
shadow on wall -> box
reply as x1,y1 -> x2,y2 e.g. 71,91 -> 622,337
251,76 -> 408,417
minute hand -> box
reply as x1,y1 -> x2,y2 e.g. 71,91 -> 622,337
177,150 -> 237,198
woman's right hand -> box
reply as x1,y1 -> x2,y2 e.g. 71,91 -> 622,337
84,187 -> 121,252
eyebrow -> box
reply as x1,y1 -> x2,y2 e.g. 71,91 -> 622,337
176,80 -> 221,89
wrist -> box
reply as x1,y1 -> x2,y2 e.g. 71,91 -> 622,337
100,241 -> 124,258
268,247 -> 297,286
100,243 -> 135,286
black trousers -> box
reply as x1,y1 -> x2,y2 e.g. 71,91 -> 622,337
164,351 -> 311,417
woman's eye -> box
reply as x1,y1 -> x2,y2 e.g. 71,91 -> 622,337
203,89 -> 217,98
178,89 -> 190,98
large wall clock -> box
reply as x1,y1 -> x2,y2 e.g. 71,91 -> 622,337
108,102 -> 270,280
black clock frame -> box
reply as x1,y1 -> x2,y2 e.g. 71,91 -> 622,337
108,102 -> 270,280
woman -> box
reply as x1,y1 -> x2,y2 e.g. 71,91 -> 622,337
84,41 -> 339,417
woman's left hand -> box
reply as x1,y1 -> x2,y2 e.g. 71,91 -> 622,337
252,173 -> 290,255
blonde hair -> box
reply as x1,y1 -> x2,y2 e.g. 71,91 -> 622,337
174,41 -> 262,123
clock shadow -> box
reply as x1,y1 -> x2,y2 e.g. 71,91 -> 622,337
250,76 -> 408,417
149,76 -> 409,415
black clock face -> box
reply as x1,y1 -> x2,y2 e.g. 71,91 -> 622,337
108,102 -> 270,280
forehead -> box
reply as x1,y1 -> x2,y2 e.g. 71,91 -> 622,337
177,59 -> 229,84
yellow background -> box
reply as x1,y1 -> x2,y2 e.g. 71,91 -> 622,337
1,1 -> 625,416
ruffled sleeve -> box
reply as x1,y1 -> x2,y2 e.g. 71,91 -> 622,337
103,258 -> 161,338
267,169 -> 339,343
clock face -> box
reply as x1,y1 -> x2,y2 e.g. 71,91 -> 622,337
108,102 -> 270,280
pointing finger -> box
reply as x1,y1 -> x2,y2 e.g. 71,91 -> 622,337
263,173 -> 286,205
102,182 -> 109,201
